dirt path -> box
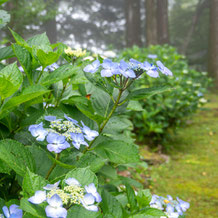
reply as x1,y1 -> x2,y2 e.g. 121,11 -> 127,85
149,94 -> 218,218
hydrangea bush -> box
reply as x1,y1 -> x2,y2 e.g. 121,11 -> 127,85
118,45 -> 212,146
0,30 -> 190,217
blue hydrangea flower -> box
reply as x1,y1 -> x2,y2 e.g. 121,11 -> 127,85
101,59 -> 119,77
141,62 -> 159,78
156,61 -> 173,76
70,133 -> 88,150
28,122 -> 48,141
45,194 -> 67,218
46,133 -> 70,153
47,63 -> 59,71
129,58 -> 142,70
81,193 -> 98,212
44,181 -> 60,191
148,54 -> 157,59
119,60 -> 136,78
18,66 -> 24,72
2,204 -> 23,218
176,197 -> 190,212
85,183 -> 102,203
65,177 -> 81,186
28,190 -> 46,204
81,121 -> 99,141
45,116 -> 58,122
83,60 -> 100,73
64,114 -> 78,125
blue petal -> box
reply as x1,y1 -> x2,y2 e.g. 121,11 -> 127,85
45,116 -> 57,122
45,205 -> 67,218
47,194 -> 63,207
65,177 -> 81,186
2,206 -> 9,218
28,191 -> 46,204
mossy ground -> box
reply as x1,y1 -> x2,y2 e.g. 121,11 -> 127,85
145,94 -> 218,218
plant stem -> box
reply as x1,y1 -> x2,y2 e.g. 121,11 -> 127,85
55,83 -> 67,107
36,68 -> 44,83
45,153 -> 60,180
83,89 -> 123,154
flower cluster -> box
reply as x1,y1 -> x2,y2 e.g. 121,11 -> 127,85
28,178 -> 101,218
64,47 -> 86,58
28,114 -> 99,153
83,58 -> 172,79
1,204 -> 23,218
150,195 -> 190,218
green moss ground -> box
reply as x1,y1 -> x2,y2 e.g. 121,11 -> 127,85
149,94 -> 218,218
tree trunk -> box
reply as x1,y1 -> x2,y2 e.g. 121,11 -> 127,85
208,0 -> 218,87
44,0 -> 57,44
181,0 -> 209,55
145,0 -> 158,46
125,0 -> 142,47
156,0 -> 169,44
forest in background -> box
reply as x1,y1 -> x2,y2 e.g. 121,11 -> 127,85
1,0 -> 218,86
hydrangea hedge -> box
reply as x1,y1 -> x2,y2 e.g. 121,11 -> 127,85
0,29 -> 189,218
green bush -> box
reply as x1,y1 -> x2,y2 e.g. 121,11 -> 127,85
119,45 -> 212,146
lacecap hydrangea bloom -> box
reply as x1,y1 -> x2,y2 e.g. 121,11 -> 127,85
1,204 -> 23,218
64,47 -> 86,58
28,178 -> 101,218
83,58 -> 173,79
29,114 -> 99,153
150,195 -> 190,218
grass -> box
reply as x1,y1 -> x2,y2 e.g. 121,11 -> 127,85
146,94 -> 218,218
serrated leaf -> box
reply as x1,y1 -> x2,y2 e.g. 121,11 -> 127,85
20,198 -> 46,218
22,169 -> 48,197
27,33 -> 50,47
75,152 -> 106,173
0,62 -> 23,99
67,205 -> 100,218
39,64 -> 77,86
95,140 -> 140,164
125,184 -> 137,212
136,189 -> 152,209
64,168 -> 98,187
128,86 -> 172,100
37,49 -> 60,68
131,208 -> 166,218
0,46 -> 14,61
0,139 -> 35,177
127,100 -> 144,111
0,85 -> 49,118
12,44 -> 32,74
101,190 -> 123,218
9,28 -> 28,47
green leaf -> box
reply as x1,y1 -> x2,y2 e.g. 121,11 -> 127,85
37,49 -> 60,68
98,165 -> 118,180
131,208 -> 166,218
28,146 -> 53,177
0,0 -> 9,5
0,139 -> 35,177
75,101 -> 104,125
0,10 -> 10,29
20,198 -> 46,218
0,85 -> 49,118
101,190 -> 123,218
27,33 -> 50,47
125,184 -> 137,212
9,28 -> 28,47
128,86 -> 172,100
0,62 -> 23,99
0,159 -> 11,174
0,46 -> 14,61
40,64 -> 77,86
12,44 -> 32,73
95,140 -> 140,164
127,100 -> 144,111
136,189 -> 152,209
22,169 -> 48,197
64,168 -> 98,187
75,152 -> 106,173
67,205 -> 100,218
